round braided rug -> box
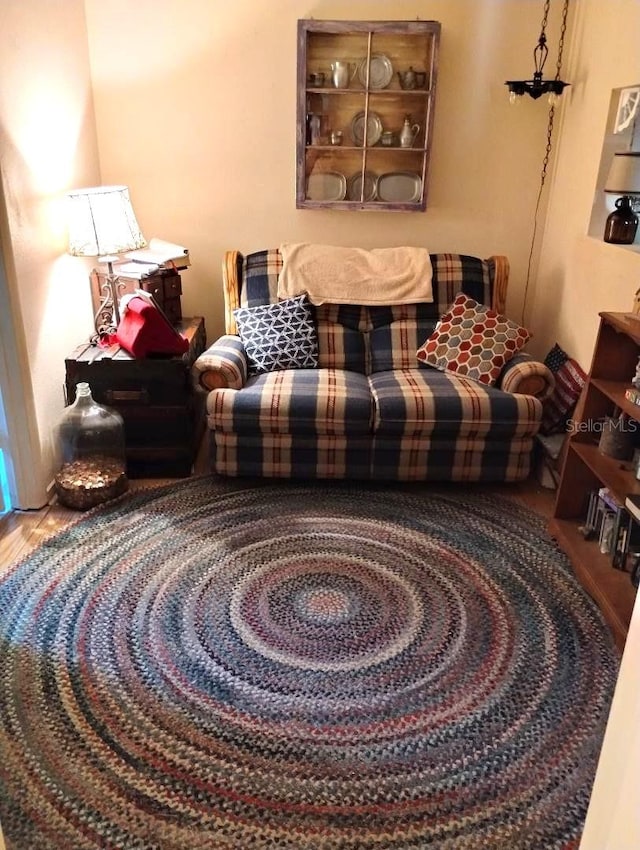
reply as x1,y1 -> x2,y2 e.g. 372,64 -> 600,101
0,479 -> 618,849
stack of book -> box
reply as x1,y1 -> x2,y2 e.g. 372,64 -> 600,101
582,487 -> 633,569
624,494 -> 640,588
114,238 -> 190,280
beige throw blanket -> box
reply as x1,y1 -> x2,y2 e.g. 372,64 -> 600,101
278,243 -> 433,306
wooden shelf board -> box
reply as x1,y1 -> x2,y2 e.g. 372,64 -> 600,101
599,311 -> 640,345
571,442 -> 640,504
549,517 -> 637,652
591,377 -> 640,419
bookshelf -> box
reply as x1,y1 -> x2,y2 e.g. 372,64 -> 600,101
550,312 -> 640,650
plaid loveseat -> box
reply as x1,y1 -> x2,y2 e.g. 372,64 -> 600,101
192,249 -> 554,481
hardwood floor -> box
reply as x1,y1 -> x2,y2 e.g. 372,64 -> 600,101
0,437 -> 211,575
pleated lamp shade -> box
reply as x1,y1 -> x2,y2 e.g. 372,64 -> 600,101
604,153 -> 640,195
67,185 -> 146,259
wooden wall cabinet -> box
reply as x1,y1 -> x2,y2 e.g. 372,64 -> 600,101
550,312 -> 640,649
296,19 -> 440,212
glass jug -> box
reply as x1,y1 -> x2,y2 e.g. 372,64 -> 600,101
54,382 -> 128,510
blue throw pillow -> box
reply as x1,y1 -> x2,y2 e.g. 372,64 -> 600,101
234,295 -> 319,374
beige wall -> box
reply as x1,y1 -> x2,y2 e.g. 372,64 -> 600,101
0,0 -> 100,504
1,0 -> 639,500
84,0 -> 565,341
532,0 -> 640,367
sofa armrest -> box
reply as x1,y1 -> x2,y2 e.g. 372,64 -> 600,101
191,334 -> 248,391
497,353 -> 555,401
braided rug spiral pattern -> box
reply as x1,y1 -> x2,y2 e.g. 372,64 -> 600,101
0,479 -> 618,849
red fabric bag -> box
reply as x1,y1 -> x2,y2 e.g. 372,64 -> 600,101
116,295 -> 189,358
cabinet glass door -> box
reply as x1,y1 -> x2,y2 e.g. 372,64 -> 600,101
297,20 -> 440,211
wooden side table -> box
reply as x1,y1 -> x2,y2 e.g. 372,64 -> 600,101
64,317 -> 206,478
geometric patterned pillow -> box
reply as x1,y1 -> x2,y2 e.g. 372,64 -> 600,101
233,294 -> 319,374
416,292 -> 531,386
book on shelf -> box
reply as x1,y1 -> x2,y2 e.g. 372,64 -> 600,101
580,488 -> 611,541
124,238 -> 190,270
624,493 -> 640,524
580,488 -> 635,568
112,261 -> 160,280
611,506 -> 632,569
599,508 -> 616,555
598,486 -> 622,511
583,489 -> 603,537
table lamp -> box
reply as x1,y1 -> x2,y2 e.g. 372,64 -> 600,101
67,185 -> 147,338
603,152 -> 640,245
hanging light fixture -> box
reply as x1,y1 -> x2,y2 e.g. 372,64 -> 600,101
505,0 -> 570,105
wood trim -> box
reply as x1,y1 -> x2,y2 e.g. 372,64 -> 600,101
489,255 -> 509,314
0,201 -> 48,509
222,251 -> 241,335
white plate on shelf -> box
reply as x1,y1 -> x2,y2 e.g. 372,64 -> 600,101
357,53 -> 393,89
350,111 -> 383,146
306,171 -> 347,202
346,171 -> 378,202
376,172 -> 423,203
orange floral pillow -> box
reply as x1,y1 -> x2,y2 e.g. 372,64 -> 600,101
416,293 -> 531,386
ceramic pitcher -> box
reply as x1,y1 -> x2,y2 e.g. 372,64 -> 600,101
399,117 -> 420,148
331,61 -> 356,89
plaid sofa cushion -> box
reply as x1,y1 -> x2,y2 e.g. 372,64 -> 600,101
368,255 -> 494,372
206,368 -> 373,436
369,303 -> 438,372
210,431 -> 534,481
238,251 -> 495,375
240,249 -> 282,307
314,304 -> 368,373
369,434 -> 535,482
369,369 -> 542,438
211,433 -> 372,479
240,250 -> 368,373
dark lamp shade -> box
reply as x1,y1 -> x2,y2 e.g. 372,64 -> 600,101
604,152 -> 640,195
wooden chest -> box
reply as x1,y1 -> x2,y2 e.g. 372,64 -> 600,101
65,317 -> 206,478
90,267 -> 183,325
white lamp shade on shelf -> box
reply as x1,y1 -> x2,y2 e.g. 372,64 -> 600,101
66,185 -> 147,259
604,152 -> 640,195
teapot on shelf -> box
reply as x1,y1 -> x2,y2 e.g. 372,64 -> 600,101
399,116 -> 421,148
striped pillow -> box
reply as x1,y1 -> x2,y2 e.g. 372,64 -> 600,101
540,347 -> 586,434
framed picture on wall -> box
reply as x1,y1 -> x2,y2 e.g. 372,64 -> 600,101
614,85 -> 640,134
